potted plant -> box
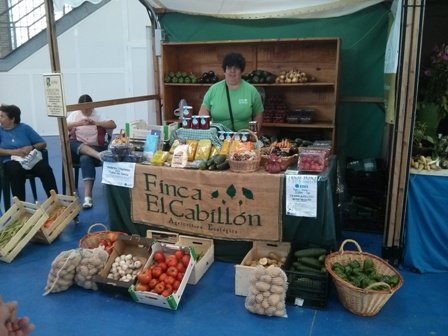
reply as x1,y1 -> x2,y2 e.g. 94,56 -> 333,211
416,43 -> 448,139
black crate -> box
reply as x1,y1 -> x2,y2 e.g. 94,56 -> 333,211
283,251 -> 329,309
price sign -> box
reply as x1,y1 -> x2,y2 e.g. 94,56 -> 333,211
285,174 -> 318,217
43,73 -> 67,117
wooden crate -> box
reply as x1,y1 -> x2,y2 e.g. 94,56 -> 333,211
0,197 -> 48,263
32,190 -> 81,244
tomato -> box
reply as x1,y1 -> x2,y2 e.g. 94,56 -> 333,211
166,266 -> 178,278
176,262 -> 185,273
181,254 -> 190,267
154,282 -> 165,294
153,251 -> 165,263
177,272 -> 184,281
157,262 -> 167,272
164,283 -> 173,292
159,273 -> 168,282
151,266 -> 162,279
148,278 -> 158,289
173,280 -> 181,290
174,250 -> 184,260
135,283 -> 149,292
164,275 -> 175,285
137,270 -> 152,285
161,289 -> 172,297
166,255 -> 178,267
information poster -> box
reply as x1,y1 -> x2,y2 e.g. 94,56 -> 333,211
102,162 -> 136,188
43,73 -> 67,117
285,174 -> 318,218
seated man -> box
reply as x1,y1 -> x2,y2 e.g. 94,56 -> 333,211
67,94 -> 116,209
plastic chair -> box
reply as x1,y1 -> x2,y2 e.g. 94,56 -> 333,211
62,130 -> 113,194
1,149 -> 48,210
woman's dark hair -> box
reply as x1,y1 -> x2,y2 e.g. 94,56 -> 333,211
0,104 -> 21,124
222,52 -> 246,72
78,94 -> 93,103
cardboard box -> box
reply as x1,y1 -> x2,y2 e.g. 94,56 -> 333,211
129,241 -> 196,310
32,190 -> 81,244
146,230 -> 214,284
0,198 -> 48,263
125,120 -> 179,141
235,241 -> 291,296
94,235 -> 152,296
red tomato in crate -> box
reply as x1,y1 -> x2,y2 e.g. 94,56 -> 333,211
174,250 -> 184,260
176,262 -> 186,273
153,251 -> 165,263
177,272 -> 185,281
164,275 -> 175,285
148,278 -> 158,289
135,283 -> 149,292
137,270 -> 152,285
154,282 -> 165,294
166,255 -> 178,267
157,262 -> 167,272
181,254 -> 190,267
173,280 -> 181,290
159,273 -> 168,282
161,289 -> 173,297
151,266 -> 162,279
166,266 -> 179,278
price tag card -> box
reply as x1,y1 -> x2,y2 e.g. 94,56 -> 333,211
102,162 -> 136,188
285,174 -> 318,217
43,73 -> 67,117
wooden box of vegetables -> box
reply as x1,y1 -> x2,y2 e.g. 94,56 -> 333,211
0,197 -> 48,263
146,230 -> 214,285
32,190 -> 81,244
235,241 -> 290,296
282,247 -> 330,309
94,235 -> 152,296
129,241 -> 196,310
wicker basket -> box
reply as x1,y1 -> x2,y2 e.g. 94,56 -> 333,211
79,223 -> 128,250
324,239 -> 403,317
228,129 -> 261,173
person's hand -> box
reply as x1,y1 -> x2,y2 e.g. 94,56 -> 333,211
14,146 -> 33,157
0,300 -> 35,336
78,118 -> 95,126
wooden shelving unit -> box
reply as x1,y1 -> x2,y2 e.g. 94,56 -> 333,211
161,38 -> 340,145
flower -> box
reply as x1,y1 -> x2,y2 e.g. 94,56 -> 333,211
419,43 -> 448,113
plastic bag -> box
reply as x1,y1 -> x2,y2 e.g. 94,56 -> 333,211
245,265 -> 288,317
43,249 -> 82,295
74,247 -> 109,290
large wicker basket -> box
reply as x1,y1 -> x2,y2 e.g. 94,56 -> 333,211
228,129 -> 261,173
325,239 -> 403,317
79,223 -> 128,250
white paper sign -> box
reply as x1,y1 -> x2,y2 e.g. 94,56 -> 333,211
43,73 -> 67,117
101,162 -> 136,188
285,174 -> 318,217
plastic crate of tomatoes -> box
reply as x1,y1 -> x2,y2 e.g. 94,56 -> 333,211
298,149 -> 328,173
129,242 -> 196,310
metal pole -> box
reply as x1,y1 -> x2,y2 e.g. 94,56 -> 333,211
44,0 -> 75,196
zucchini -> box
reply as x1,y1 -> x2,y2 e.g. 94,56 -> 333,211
294,248 -> 327,258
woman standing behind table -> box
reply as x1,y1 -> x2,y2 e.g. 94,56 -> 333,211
0,104 -> 58,202
67,94 -> 116,209
198,52 -> 264,132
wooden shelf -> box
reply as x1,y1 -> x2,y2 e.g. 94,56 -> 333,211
263,122 -> 334,129
160,38 -> 340,147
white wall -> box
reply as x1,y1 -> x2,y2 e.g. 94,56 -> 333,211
0,0 -> 157,136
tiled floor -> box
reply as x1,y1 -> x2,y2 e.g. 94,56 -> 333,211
0,136 -> 447,336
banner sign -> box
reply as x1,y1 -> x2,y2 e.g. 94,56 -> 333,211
285,174 -> 318,217
102,162 -> 136,188
131,165 -> 283,241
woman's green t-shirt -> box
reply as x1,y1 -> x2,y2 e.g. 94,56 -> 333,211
202,80 -> 264,131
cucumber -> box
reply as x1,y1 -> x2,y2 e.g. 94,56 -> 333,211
299,257 -> 323,270
293,262 -> 322,274
294,248 -> 327,258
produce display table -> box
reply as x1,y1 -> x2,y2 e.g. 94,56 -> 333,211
403,171 -> 448,272
106,157 -> 339,263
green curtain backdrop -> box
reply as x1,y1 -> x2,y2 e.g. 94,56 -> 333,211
158,3 -> 390,158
